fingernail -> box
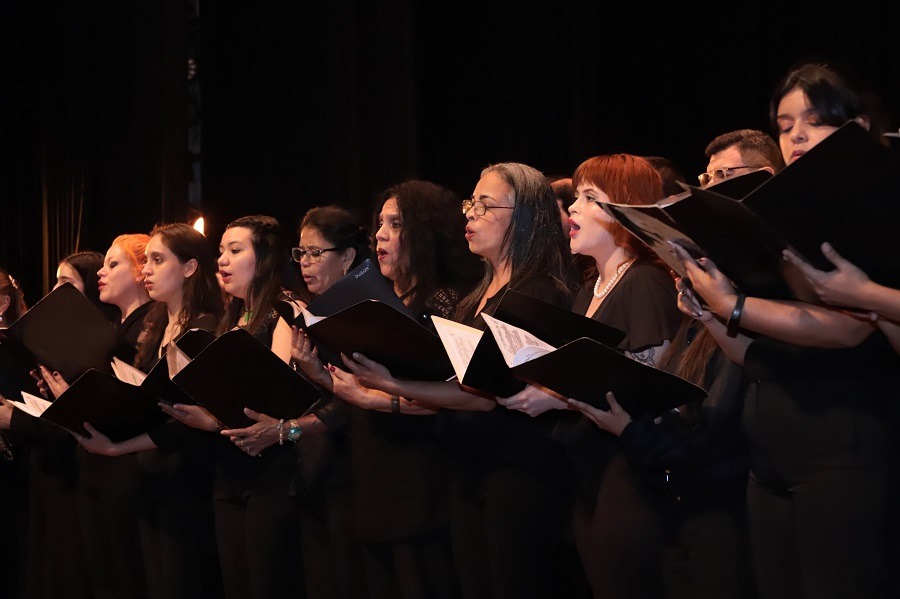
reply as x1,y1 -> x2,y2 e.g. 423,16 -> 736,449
352,352 -> 360,360
329,365 -> 335,372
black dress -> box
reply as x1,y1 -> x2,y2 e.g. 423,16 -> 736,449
617,328 -> 754,599
437,277 -> 574,599
135,313 -> 223,599
349,288 -> 461,599
295,393 -> 367,599
742,331 -> 900,599
555,260 -> 680,599
77,300 -> 153,599
212,303 -> 304,599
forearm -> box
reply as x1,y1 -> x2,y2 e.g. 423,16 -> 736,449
388,379 -> 496,412
857,282 -> 900,322
103,433 -> 157,457
710,294 -> 874,348
702,317 -> 751,366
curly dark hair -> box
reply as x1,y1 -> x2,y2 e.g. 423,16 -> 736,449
372,180 -> 482,315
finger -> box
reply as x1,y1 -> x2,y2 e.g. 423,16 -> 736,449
243,407 -> 261,421
782,249 -> 820,278
82,422 -> 98,436
349,352 -> 376,368
696,256 -> 719,275
220,427 -> 248,437
820,242 -> 852,270
606,391 -> 625,414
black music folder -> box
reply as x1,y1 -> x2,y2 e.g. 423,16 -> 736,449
432,289 -> 627,399
601,121 -> 900,301
508,337 -> 707,417
38,369 -> 168,441
169,328 -> 321,429
117,328 -> 217,407
5,283 -> 119,382
302,299 -> 454,381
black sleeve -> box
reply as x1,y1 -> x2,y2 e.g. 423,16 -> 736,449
9,407 -> 74,447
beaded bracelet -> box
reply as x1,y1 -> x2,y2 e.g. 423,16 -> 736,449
277,418 -> 285,445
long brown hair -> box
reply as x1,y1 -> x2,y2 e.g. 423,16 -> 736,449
135,223 -> 224,367
218,215 -> 298,335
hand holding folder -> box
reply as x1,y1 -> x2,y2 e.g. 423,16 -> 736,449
433,307 -> 705,417
2,283 -> 119,385
167,328 -> 321,429
15,369 -> 169,442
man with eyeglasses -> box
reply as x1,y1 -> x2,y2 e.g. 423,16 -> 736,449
699,129 -> 785,187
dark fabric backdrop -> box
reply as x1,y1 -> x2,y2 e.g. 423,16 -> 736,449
3,2 -> 899,307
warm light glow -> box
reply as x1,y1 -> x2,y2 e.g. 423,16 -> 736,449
193,217 -> 205,235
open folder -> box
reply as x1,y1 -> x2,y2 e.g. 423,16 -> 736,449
431,288 -> 627,399
167,328 -> 321,429
300,300 -> 454,381
433,310 -> 705,416
13,370 -> 168,442
274,258 -> 451,380
3,282 -> 119,383
602,121 -> 900,302
7,328 -> 219,441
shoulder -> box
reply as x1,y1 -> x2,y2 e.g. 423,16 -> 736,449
189,312 -> 219,332
512,275 -> 572,309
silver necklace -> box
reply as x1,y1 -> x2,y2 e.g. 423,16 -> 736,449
593,259 -> 635,300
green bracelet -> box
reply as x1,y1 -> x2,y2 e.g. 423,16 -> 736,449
286,424 -> 303,442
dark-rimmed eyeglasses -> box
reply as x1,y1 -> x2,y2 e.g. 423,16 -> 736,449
697,165 -> 765,186
461,198 -> 515,217
291,247 -> 339,263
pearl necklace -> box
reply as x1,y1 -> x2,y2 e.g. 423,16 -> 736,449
593,259 -> 635,300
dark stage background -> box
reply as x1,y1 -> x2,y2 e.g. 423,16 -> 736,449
3,1 -> 899,306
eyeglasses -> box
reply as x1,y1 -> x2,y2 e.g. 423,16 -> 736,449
461,198 -> 515,217
291,247 -> 339,263
697,165 -> 764,186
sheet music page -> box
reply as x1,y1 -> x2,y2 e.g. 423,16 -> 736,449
430,316 -> 483,381
302,307 -> 326,326
480,313 -> 555,367
11,391 -> 52,418
111,356 -> 147,386
166,340 -> 192,379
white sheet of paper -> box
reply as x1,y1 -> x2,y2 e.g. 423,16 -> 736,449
166,340 -> 192,379
301,307 -> 326,326
430,315 -> 483,382
111,357 -> 147,386
11,391 -> 52,418
480,313 -> 554,367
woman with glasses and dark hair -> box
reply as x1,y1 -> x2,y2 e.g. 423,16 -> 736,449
320,179 -> 481,599
332,165 -> 579,598
678,61 -> 900,599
